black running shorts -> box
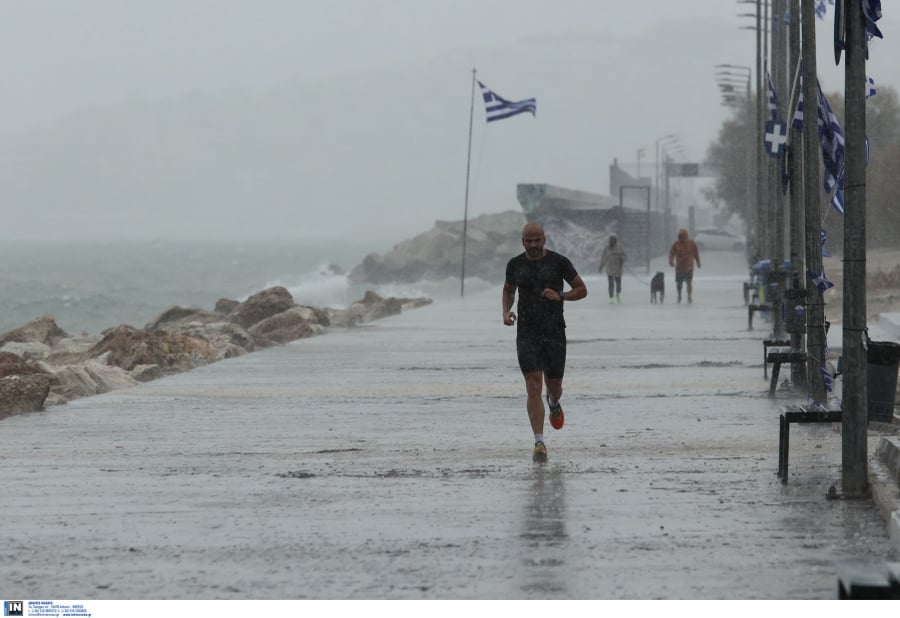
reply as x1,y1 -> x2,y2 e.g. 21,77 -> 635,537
516,333 -> 566,379
675,270 -> 694,284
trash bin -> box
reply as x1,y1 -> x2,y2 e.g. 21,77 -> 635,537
867,340 -> 900,423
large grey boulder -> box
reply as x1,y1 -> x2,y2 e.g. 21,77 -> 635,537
248,306 -> 326,346
0,374 -> 52,419
88,325 -> 215,374
0,315 -> 70,348
227,286 -> 297,329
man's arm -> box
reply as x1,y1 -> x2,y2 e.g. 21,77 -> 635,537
562,275 -> 588,302
502,281 -> 517,325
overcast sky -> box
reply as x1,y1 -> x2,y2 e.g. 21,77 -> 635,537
1,1 -> 897,243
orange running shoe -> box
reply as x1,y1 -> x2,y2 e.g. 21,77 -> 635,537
547,396 -> 565,430
532,441 -> 548,463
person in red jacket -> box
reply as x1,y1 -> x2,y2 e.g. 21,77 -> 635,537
668,228 -> 701,303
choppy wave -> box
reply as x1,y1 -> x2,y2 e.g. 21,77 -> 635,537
0,240 -> 491,336
252,262 -> 354,309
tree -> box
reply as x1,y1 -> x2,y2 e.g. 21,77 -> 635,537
705,85 -> 900,250
704,98 -> 754,225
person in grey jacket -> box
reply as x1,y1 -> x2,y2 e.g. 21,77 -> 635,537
598,234 -> 626,303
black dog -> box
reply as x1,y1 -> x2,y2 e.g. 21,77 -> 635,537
650,271 -> 665,304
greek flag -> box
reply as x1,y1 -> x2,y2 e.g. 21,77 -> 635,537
822,364 -> 833,393
478,81 -> 536,123
816,82 -> 845,194
766,71 -> 779,120
867,76 -> 877,98
791,68 -> 805,129
821,229 -> 832,258
816,0 -> 827,20
864,0 -> 883,39
828,134 -> 869,216
792,88 -> 804,130
831,188 -> 845,216
808,268 -> 834,294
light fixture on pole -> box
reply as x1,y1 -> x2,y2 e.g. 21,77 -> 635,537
654,134 -> 678,211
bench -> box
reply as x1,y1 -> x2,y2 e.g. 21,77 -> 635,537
747,303 -> 771,331
777,404 -> 841,484
766,349 -> 807,398
837,562 -> 900,599
762,338 -> 791,378
743,280 -> 755,305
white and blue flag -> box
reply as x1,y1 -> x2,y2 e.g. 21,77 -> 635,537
791,78 -> 804,130
816,0 -> 827,20
766,71 -> 779,120
478,81 -> 536,123
792,76 -> 844,193
863,0 -> 883,39
821,229 -> 832,258
815,81 -> 845,194
867,76 -> 877,98
831,189 -> 845,216
765,119 -> 788,158
808,268 -> 834,294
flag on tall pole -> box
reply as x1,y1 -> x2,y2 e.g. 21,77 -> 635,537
863,0 -> 883,38
866,76 -> 877,98
808,267 -> 835,294
460,72 -> 537,297
815,81 -> 845,194
766,70 -> 779,120
790,75 -> 845,194
478,81 -> 537,122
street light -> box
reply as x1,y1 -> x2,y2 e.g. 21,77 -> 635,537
716,64 -> 751,78
718,82 -> 747,107
662,139 -> 685,163
716,72 -> 751,110
655,134 -> 678,211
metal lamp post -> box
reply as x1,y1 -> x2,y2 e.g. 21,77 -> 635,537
655,134 -> 678,211
736,1 -> 766,263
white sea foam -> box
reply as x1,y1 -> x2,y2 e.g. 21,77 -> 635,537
0,239 -> 491,336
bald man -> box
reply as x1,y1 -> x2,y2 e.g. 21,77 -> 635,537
502,222 -> 587,462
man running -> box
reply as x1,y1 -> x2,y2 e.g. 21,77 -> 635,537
502,222 -> 588,462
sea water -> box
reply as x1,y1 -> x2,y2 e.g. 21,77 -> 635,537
0,238 -> 492,336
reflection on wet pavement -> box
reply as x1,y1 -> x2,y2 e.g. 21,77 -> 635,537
519,465 -> 568,594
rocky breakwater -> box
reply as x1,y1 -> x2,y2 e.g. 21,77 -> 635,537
349,210 -> 525,284
0,287 -> 430,420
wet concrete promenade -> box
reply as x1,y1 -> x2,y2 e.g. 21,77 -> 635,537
2,251 -> 897,599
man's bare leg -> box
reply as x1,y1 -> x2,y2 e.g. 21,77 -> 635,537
524,371 -> 545,434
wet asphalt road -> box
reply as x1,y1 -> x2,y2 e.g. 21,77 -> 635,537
2,251 -> 897,599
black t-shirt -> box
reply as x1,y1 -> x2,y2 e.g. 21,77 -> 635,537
505,250 -> 578,335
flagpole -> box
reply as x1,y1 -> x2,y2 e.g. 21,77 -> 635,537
461,68 -> 476,298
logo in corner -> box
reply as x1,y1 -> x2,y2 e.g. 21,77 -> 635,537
3,601 -> 24,617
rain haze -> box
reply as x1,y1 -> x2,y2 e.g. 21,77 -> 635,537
4,3 -> 900,603
2,0 -> 898,245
